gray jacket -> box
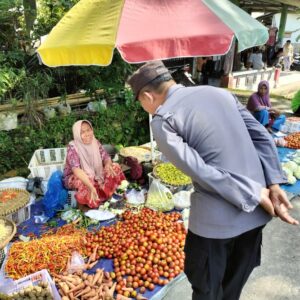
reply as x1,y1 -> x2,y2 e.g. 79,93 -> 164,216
152,84 -> 285,239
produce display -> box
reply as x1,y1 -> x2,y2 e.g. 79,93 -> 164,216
0,218 -> 16,249
84,208 -> 186,298
119,146 -> 151,162
54,269 -> 116,300
5,224 -> 86,279
284,132 -> 300,149
0,219 -> 13,242
281,154 -> 300,185
154,163 -> 192,186
0,190 -> 18,203
0,188 -> 30,216
6,282 -> 53,300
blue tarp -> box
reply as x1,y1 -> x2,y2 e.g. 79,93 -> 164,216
277,147 -> 300,195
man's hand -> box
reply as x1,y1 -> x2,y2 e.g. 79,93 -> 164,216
260,187 -> 276,216
269,184 -> 299,225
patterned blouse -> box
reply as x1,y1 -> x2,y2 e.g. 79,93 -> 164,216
63,140 -> 110,186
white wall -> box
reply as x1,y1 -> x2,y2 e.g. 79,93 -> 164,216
273,13 -> 300,45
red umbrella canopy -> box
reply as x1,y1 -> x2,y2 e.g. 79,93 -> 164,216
37,0 -> 268,67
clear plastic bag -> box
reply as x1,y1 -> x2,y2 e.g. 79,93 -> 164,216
146,179 -> 174,212
126,189 -> 145,205
67,251 -> 86,274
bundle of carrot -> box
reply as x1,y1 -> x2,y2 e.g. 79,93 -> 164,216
54,269 -> 146,300
5,231 -> 85,279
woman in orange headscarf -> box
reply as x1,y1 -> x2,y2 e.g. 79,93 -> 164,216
63,120 -> 125,209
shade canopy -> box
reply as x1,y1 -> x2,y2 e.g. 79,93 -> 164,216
37,0 -> 269,67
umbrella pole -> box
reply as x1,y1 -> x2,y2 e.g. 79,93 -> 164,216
149,114 -> 155,161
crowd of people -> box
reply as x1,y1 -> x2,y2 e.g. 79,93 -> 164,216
245,39 -> 294,71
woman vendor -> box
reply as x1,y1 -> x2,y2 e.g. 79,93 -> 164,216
63,120 -> 125,209
247,80 -> 286,131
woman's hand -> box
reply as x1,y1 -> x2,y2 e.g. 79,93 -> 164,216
90,186 -> 99,205
105,161 -> 116,176
269,108 -> 280,117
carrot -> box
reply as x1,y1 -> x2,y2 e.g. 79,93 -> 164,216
67,282 -> 85,294
136,294 -> 148,300
97,272 -> 104,285
90,244 -> 99,262
65,281 -> 76,290
58,288 -> 66,297
75,286 -> 91,297
87,260 -> 99,270
66,256 -> 71,272
59,282 -> 70,295
104,282 -> 116,299
81,289 -> 97,299
92,268 -> 103,285
61,297 -> 70,300
82,273 -> 88,280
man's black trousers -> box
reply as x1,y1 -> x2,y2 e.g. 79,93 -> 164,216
184,226 -> 264,300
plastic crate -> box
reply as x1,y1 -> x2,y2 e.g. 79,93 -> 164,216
28,148 -> 67,179
5,203 -> 31,226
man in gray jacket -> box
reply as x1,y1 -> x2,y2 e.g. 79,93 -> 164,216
127,61 -> 298,300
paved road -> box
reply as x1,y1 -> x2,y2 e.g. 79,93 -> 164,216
159,196 -> 300,300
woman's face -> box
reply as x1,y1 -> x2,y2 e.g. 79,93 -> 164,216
80,122 -> 93,144
258,84 -> 268,96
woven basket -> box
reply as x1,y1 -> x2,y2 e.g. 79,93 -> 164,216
153,163 -> 192,187
0,218 -> 16,249
0,188 -> 30,217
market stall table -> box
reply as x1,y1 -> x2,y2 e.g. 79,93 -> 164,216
2,200 -> 185,299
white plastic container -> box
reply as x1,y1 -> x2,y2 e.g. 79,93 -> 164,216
28,148 -> 67,179
0,269 -> 60,300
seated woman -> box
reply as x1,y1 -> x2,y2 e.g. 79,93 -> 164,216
63,120 -> 125,209
247,81 -> 286,131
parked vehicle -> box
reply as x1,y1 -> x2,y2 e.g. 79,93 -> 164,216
291,53 -> 300,71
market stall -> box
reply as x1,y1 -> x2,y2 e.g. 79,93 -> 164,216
0,146 -> 192,300
274,117 -> 300,195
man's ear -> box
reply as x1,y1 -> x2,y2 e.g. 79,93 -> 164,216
143,91 -> 154,103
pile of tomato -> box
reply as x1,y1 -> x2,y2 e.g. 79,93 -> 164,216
84,208 -> 186,298
284,132 -> 300,149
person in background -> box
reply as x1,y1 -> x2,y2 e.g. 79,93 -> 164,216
269,47 -> 284,67
247,81 -> 286,132
283,40 -> 294,71
63,120 -> 125,209
247,47 -> 265,70
127,61 -> 298,300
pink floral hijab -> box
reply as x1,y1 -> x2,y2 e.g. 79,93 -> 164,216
70,120 -> 104,181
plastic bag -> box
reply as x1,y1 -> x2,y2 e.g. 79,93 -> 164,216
42,171 -> 68,218
126,189 -> 145,205
173,191 -> 191,210
67,251 -> 86,274
146,179 -> 174,212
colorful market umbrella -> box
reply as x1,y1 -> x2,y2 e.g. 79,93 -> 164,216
37,0 -> 268,67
